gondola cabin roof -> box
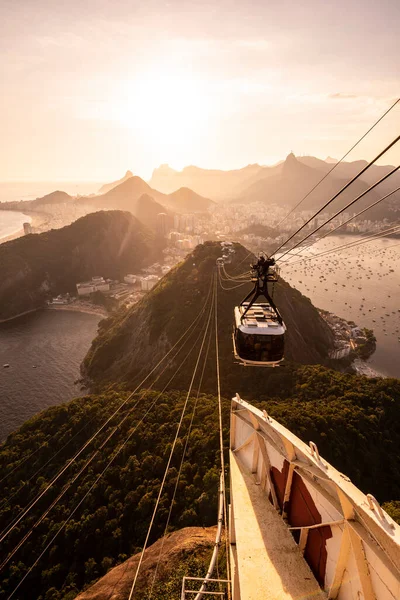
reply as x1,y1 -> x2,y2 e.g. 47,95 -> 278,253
234,303 -> 286,336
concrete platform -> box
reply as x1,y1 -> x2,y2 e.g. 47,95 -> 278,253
230,450 -> 326,600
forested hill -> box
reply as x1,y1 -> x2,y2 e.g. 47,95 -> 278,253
0,210 -> 160,321
0,369 -> 399,599
82,241 -> 335,396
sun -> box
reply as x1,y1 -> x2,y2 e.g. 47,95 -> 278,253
113,66 -> 214,163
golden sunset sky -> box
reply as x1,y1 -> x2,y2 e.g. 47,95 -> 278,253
1,0 -> 399,181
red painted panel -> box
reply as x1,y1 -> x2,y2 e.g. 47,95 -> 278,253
270,460 -> 289,510
287,471 -> 332,587
305,527 -> 332,586
271,463 -> 332,587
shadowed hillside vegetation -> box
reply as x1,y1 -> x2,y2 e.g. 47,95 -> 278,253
0,211 -> 160,321
82,241 -> 335,396
0,368 -> 399,599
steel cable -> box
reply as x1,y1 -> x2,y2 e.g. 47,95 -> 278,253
276,165 -> 400,262
4,281 -> 216,597
148,308 -> 214,597
275,97 -> 400,229
279,184 -> 400,265
0,280 -> 214,546
271,134 -> 400,257
126,275 -> 216,600
282,223 -> 400,268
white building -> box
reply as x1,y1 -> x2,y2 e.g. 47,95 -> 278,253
94,281 -> 110,292
51,294 -> 70,305
182,239 -> 192,249
76,276 -> 110,296
141,275 -> 159,291
124,274 -> 137,285
76,282 -> 96,296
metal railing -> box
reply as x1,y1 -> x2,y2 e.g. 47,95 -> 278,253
181,577 -> 231,599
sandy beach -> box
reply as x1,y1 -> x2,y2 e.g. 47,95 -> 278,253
0,212 -> 49,244
46,304 -> 109,318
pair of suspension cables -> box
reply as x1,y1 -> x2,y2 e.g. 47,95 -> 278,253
225,98 -> 399,273
2,272 -> 230,600
1,278 -> 210,593
127,271 -> 231,600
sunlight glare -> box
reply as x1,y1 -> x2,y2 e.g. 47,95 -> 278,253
114,68 -> 214,162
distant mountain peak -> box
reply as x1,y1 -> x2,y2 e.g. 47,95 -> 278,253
152,164 -> 177,175
325,156 -> 338,164
98,170 -> 135,194
31,190 -> 72,207
166,186 -> 214,211
282,152 -> 303,174
173,186 -> 195,194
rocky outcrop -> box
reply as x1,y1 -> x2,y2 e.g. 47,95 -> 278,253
75,526 -> 217,600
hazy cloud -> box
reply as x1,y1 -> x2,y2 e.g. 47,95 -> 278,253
329,93 -> 359,100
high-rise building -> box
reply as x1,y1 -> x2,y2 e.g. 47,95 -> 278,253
157,213 -> 168,237
23,222 -> 32,235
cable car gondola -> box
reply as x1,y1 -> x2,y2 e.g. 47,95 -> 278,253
233,255 -> 286,366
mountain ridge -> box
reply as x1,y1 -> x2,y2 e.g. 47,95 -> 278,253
236,153 -> 384,215
149,155 -> 400,215
83,175 -> 214,215
149,163 -> 266,199
30,190 -> 73,207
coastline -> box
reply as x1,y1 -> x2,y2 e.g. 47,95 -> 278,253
352,358 -> 385,378
0,227 -> 25,244
318,308 -> 383,378
46,305 -> 108,318
0,304 -> 108,325
0,212 -> 49,244
0,308 -> 39,324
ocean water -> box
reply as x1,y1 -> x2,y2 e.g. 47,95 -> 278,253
0,210 -> 32,240
0,310 -> 101,441
0,181 -> 100,203
282,235 -> 400,378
